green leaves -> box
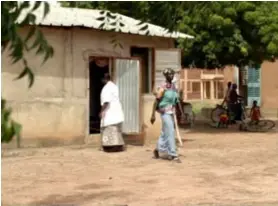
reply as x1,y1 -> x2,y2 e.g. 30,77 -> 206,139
267,42 -> 277,54
2,1 -> 54,86
15,60 -> 34,88
32,1 -> 42,12
209,14 -> 225,27
1,99 -> 22,147
223,7 -> 237,18
43,2 -> 50,18
236,2 -> 255,13
24,25 -> 36,43
177,2 -> 278,68
93,9 -> 126,49
240,47 -> 248,56
1,1 -> 53,144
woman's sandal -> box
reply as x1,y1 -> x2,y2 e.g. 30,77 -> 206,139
169,156 -> 182,163
153,149 -> 159,159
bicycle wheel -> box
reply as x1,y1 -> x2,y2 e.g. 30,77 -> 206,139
258,120 -> 276,130
211,106 -> 226,123
186,112 -> 195,127
177,114 -> 187,127
177,113 -> 192,127
191,111 -> 196,125
246,120 -> 276,132
246,121 -> 259,132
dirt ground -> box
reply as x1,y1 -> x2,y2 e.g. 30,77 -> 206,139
2,125 -> 278,206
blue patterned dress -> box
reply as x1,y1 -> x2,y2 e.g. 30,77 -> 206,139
156,82 -> 179,157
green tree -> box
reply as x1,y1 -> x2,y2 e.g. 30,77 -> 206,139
60,1 -> 183,31
178,1 -> 278,68
61,1 -> 278,68
1,1 -> 53,145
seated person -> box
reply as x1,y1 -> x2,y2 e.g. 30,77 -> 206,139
250,100 -> 261,124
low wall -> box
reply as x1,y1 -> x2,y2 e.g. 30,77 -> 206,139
3,95 -> 162,149
2,99 -> 87,149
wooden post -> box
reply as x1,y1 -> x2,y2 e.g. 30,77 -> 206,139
204,81 -> 207,99
173,113 -> 183,147
200,81 -> 204,100
210,80 -> 214,100
215,81 -> 219,99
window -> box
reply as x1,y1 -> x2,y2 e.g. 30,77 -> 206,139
205,81 -> 211,99
187,81 -> 191,92
213,80 -> 225,99
217,81 -> 224,99
187,81 -> 201,93
192,82 -> 201,92
130,47 -> 153,93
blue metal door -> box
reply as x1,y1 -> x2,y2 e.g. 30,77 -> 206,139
247,67 -> 261,106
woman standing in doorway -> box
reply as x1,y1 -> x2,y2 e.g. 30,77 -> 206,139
150,68 -> 185,163
100,73 -> 125,152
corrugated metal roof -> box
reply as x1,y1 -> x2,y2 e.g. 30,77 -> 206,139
17,5 -> 194,39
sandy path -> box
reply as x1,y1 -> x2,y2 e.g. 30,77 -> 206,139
2,127 -> 278,206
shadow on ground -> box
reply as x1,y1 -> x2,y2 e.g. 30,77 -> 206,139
180,120 -> 277,134
30,190 -> 131,206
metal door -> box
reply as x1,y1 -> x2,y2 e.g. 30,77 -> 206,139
114,58 -> 141,134
247,67 -> 261,106
154,49 -> 181,91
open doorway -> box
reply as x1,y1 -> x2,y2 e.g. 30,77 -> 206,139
130,47 -> 153,93
89,57 -> 109,134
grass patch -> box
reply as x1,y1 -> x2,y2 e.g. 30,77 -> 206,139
189,100 -> 220,115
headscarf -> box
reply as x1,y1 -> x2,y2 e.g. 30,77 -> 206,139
163,68 -> 175,76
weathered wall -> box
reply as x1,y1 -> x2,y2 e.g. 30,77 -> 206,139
222,66 -> 237,86
261,60 -> 278,109
2,27 -> 86,147
2,26 -> 173,147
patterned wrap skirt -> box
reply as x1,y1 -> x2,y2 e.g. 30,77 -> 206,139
101,123 -> 125,147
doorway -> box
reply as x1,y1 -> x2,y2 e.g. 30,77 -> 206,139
130,47 -> 152,93
89,57 -> 109,134
205,81 -> 211,99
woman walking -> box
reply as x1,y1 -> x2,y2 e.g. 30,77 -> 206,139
150,68 -> 185,163
100,73 -> 125,152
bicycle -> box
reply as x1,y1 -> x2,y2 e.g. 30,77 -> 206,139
176,102 -> 195,127
239,119 -> 276,132
210,104 -> 228,123
211,99 -> 247,124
